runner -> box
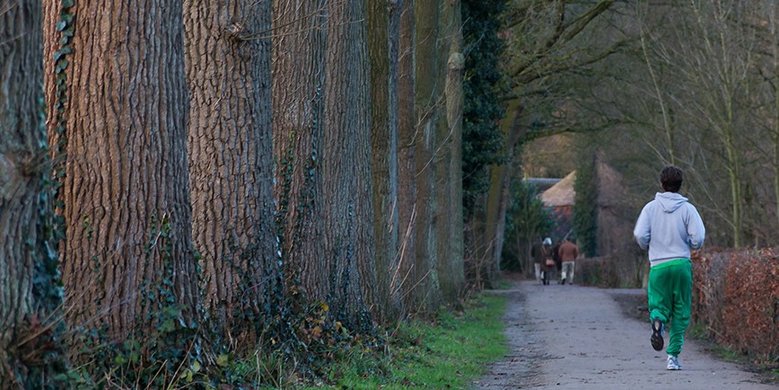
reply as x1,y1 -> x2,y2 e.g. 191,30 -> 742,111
633,165 -> 705,370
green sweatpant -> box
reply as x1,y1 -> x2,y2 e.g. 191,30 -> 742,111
647,258 -> 692,357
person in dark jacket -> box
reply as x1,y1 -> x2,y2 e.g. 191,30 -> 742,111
531,237 -> 553,284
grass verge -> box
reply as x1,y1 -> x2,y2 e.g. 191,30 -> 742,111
688,324 -> 779,385
309,294 -> 508,389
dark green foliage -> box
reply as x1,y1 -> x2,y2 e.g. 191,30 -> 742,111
573,154 -> 598,257
23,103 -> 68,390
503,181 -> 553,271
56,217 -> 200,388
462,0 -> 508,216
9,1 -> 74,386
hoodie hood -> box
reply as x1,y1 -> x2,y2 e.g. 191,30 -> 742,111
655,192 -> 688,213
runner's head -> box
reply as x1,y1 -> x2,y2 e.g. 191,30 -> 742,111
660,166 -> 683,193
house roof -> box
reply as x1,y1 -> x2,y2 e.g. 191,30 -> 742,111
596,161 -> 623,207
522,177 -> 561,193
541,171 -> 576,207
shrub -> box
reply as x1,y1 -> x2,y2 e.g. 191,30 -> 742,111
576,257 -> 619,287
576,255 -> 646,288
692,249 -> 779,362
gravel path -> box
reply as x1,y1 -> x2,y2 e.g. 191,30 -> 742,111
473,280 -> 777,390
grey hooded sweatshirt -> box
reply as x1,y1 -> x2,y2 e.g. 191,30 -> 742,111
633,192 -> 705,267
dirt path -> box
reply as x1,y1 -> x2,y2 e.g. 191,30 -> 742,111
473,280 -> 776,389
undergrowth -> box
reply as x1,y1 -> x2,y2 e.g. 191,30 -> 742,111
50,294 -> 507,388
689,323 -> 779,385
312,294 -> 508,389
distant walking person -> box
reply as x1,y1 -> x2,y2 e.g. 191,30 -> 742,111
557,238 -> 579,285
633,166 -> 705,370
531,237 -> 553,284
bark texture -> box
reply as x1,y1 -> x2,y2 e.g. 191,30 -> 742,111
49,0 -> 197,339
413,0 -> 442,313
438,0 -> 465,302
273,0 -> 375,327
272,0 -> 326,307
368,0 -> 402,322
485,113 -> 524,283
1,1 -> 64,386
42,2 -> 59,154
323,0 -> 376,322
184,0 -> 278,334
396,0 -> 419,314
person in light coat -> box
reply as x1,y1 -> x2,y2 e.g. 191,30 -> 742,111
633,166 -> 705,371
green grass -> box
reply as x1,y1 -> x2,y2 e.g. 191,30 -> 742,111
308,295 -> 508,389
493,277 -> 513,290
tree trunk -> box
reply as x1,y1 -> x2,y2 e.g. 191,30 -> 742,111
42,2 -> 64,161
768,0 -> 779,232
368,0 -> 402,322
184,0 -> 279,336
437,0 -> 465,303
273,0 -> 375,327
723,120 -> 743,247
413,0 -> 442,313
484,99 -> 523,284
323,0 -> 376,325
1,1 -> 64,385
773,11 -> 779,230
396,0 -> 419,315
272,0 -> 327,310
45,0 -> 197,340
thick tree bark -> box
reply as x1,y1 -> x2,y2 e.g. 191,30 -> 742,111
42,3 -> 61,157
272,0 -> 326,307
414,0 -> 442,313
45,0 -> 197,339
368,0 -> 402,322
184,0 -> 278,335
396,0 -> 419,315
438,0 -> 465,303
273,0 -> 375,327
324,0 -> 376,323
1,1 -> 64,385
484,100 -> 523,284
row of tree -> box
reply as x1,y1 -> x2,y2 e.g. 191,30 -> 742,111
1,0 -> 507,386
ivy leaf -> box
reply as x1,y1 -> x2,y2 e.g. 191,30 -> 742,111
182,369 -> 193,383
56,20 -> 67,31
61,0 -> 74,8
159,318 -> 175,332
55,59 -> 68,74
216,354 -> 229,367
52,48 -> 71,62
